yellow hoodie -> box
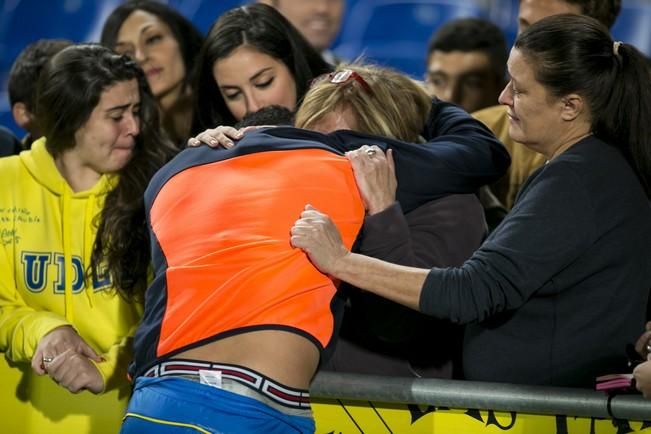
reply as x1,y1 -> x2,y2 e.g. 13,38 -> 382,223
0,138 -> 142,434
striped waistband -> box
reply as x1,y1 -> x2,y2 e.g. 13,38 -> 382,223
143,359 -> 311,411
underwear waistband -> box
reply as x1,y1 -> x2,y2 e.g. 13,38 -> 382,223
143,359 -> 311,411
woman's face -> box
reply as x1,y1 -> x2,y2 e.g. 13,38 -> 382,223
213,45 -> 298,121
72,79 -> 140,175
499,48 -> 565,154
114,10 -> 186,103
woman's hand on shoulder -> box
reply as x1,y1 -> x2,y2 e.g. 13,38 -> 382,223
187,125 -> 272,149
346,145 -> 397,215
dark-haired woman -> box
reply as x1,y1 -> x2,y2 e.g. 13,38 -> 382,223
191,3 -> 332,135
101,0 -> 204,145
291,14 -> 651,388
0,44 -> 176,434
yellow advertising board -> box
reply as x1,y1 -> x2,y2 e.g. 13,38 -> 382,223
313,399 -> 651,433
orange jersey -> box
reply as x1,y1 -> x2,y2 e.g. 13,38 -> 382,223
132,114 -> 509,377
132,135 -> 364,376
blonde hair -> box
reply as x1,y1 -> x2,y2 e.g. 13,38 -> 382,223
295,64 -> 432,142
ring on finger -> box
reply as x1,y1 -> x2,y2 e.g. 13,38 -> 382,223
646,342 -> 651,354
365,148 -> 377,157
42,356 -> 54,364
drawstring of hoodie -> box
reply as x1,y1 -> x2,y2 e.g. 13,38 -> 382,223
60,185 -> 98,320
83,193 -> 96,308
61,187 -> 74,323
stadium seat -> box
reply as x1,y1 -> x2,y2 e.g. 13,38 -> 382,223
333,0 -> 484,78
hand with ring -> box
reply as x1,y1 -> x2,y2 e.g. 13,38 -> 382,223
345,145 -> 397,215
43,348 -> 105,394
32,325 -> 103,375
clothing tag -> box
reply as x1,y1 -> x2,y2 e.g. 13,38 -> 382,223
199,370 -> 222,389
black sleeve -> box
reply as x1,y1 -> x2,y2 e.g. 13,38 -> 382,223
262,105 -> 511,213
346,195 -> 486,344
331,100 -> 511,212
419,163 -> 595,323
359,195 -> 485,268
418,99 -> 512,189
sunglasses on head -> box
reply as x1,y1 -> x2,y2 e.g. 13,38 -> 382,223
310,69 -> 373,94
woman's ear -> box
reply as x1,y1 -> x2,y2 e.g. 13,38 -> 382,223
12,102 -> 34,130
560,94 -> 584,122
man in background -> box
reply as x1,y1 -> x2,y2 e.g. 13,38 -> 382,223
425,18 -> 509,229
258,0 -> 345,64
425,17 -> 507,114
8,39 -> 72,149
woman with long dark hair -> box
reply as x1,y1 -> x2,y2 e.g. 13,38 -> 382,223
0,44 -> 176,434
191,3 -> 332,136
101,0 -> 203,145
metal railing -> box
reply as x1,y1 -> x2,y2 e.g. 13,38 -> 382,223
310,371 -> 651,421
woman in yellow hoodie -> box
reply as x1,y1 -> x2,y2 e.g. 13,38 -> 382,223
0,44 -> 176,434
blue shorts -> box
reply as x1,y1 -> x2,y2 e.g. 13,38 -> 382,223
120,376 -> 315,434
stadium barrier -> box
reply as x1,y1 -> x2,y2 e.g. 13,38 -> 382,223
310,371 -> 651,433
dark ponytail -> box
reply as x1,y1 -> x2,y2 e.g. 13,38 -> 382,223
515,14 -> 651,197
596,42 -> 651,196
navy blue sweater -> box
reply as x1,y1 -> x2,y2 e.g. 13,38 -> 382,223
420,136 -> 651,387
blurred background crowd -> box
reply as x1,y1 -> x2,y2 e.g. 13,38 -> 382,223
1,0 -> 651,136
